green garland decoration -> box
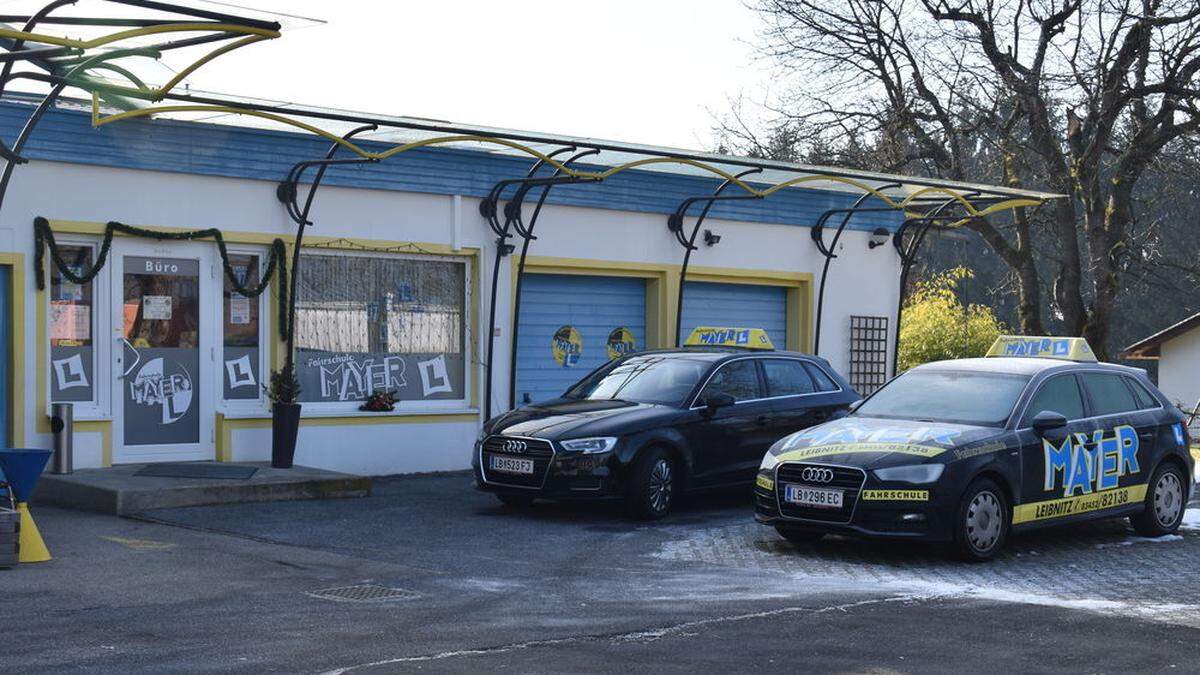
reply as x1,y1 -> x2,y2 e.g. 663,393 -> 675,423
33,216 -> 290,340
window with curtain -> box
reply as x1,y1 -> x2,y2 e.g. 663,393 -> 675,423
294,252 -> 467,405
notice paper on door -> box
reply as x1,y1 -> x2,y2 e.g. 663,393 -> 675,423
50,302 -> 90,340
229,294 -> 251,325
143,295 -> 172,320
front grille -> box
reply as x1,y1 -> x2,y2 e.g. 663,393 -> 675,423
775,463 -> 866,523
481,436 -> 555,489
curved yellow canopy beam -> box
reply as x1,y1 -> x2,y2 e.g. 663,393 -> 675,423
90,99 -> 1046,223
0,23 -> 279,50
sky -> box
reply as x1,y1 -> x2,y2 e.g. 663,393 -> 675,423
179,0 -> 772,151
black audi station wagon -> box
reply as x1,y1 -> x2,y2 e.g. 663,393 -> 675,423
473,328 -> 860,519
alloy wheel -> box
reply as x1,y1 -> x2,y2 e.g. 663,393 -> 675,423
648,458 -> 673,514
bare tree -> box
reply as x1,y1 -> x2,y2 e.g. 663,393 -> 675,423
726,0 -> 1200,357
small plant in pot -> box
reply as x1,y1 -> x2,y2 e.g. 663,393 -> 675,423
264,364 -> 302,469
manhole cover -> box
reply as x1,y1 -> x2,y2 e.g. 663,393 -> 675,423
306,584 -> 421,603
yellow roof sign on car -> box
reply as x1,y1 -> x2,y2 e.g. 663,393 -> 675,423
985,335 -> 1097,362
684,327 -> 775,350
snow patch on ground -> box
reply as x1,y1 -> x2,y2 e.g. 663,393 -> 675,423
1094,534 -> 1184,549
1180,508 -> 1200,532
885,579 -> 1200,624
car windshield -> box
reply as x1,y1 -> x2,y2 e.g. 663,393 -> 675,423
854,369 -> 1030,427
564,355 -> 710,406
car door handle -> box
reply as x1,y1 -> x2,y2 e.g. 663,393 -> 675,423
756,415 -> 771,426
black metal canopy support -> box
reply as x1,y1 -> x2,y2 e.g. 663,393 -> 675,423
667,169 -> 763,347
275,124 -> 379,373
809,184 -> 903,356
889,197 -> 972,376
507,148 -> 601,410
480,148 -> 603,420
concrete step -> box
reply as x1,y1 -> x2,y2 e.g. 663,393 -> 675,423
35,463 -> 371,516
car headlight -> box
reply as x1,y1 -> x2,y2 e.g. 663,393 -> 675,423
559,437 -> 618,454
759,452 -> 780,471
873,464 -> 945,484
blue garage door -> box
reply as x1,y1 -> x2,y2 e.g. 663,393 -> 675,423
681,281 -> 788,348
0,266 -> 9,446
516,274 -> 646,405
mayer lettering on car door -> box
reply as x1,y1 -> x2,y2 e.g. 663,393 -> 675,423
1016,371 -> 1150,524
1078,372 -> 1157,487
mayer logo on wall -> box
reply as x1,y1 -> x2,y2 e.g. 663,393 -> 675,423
606,327 -> 636,360
552,326 -> 582,367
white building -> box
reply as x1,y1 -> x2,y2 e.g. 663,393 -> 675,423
0,95 -> 1047,475
1124,313 -> 1200,416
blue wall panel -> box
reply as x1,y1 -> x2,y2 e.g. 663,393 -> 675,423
680,282 -> 788,348
0,99 -> 906,233
0,266 -> 9,447
515,274 -> 646,405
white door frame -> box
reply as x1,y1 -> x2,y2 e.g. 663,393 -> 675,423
111,239 -> 218,463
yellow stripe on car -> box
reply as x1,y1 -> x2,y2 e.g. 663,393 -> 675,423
777,443 -> 948,462
1011,484 -> 1147,524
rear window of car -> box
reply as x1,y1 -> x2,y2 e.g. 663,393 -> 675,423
1081,373 -> 1139,416
1125,376 -> 1160,410
803,363 -> 839,392
1021,374 -> 1085,427
762,359 -> 815,397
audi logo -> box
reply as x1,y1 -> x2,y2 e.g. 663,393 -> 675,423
502,440 -> 528,454
802,467 -> 834,483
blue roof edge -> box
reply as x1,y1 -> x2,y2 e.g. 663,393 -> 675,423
0,99 -> 905,232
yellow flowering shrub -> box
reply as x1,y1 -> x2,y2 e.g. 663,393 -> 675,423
897,267 -> 1005,372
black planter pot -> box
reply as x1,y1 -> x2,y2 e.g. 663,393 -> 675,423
271,402 -> 302,469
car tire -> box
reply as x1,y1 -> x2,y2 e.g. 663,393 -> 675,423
625,448 -> 675,520
1130,462 -> 1187,537
951,477 -> 1009,562
774,526 -> 824,546
495,493 -> 535,508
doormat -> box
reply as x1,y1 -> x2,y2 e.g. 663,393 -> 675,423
133,464 -> 258,480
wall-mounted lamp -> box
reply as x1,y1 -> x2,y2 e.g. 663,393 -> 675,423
868,227 -> 890,249
703,229 -> 721,246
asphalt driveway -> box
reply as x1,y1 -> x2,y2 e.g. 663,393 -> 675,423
3,472 -> 1199,673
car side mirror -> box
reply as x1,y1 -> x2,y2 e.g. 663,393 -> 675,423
701,392 -> 735,417
1031,410 -> 1068,438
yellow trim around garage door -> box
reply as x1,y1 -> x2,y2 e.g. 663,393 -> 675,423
513,257 -> 814,354
683,265 -> 814,353
0,253 -> 25,446
515,257 -> 676,350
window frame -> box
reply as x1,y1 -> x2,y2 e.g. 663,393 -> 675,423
694,357 -> 765,405
1122,375 -> 1163,412
1018,373 -> 1086,428
218,246 -> 270,415
687,356 -> 842,409
761,357 -> 817,398
45,236 -> 111,421
292,248 -> 473,415
1013,368 -> 1165,430
1079,371 -> 1143,419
